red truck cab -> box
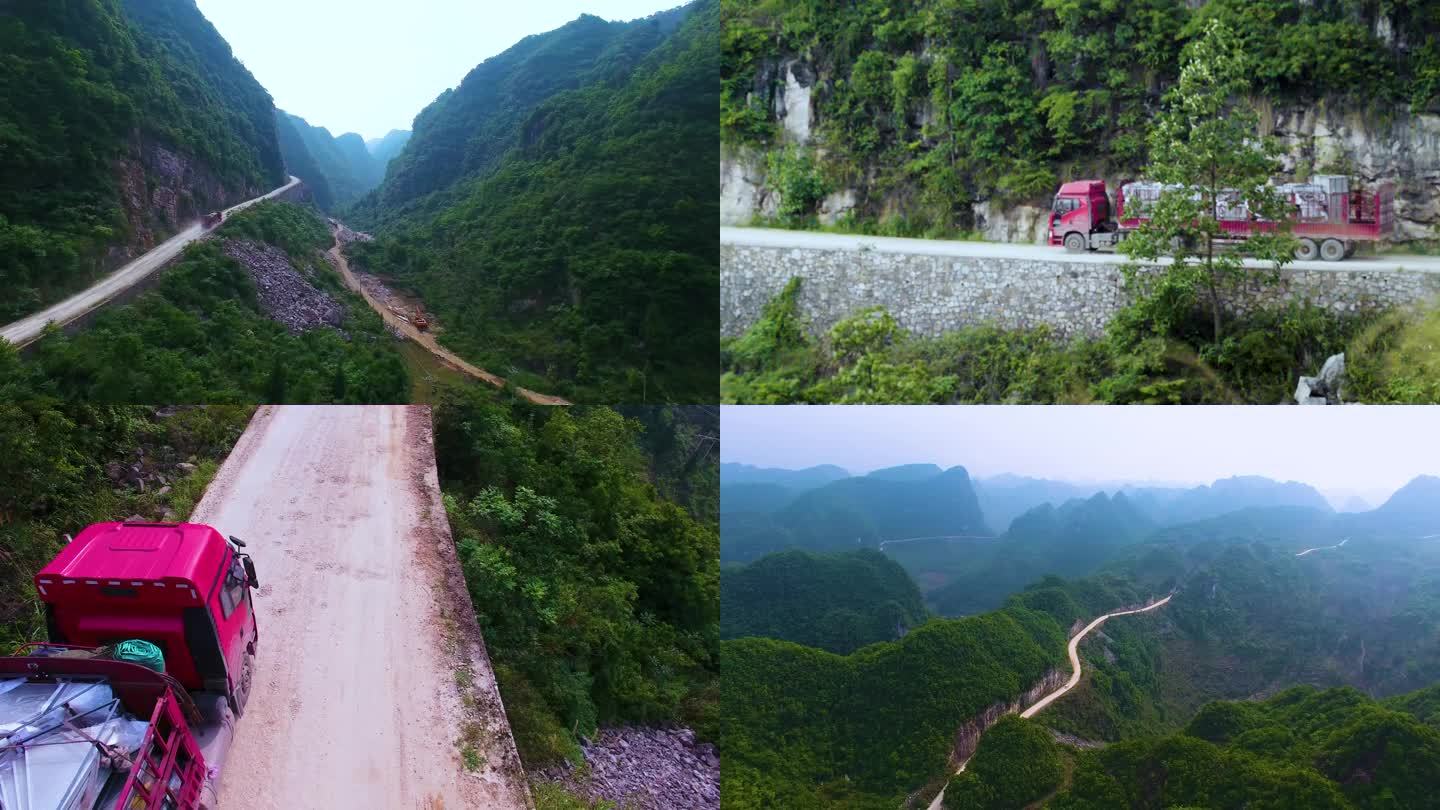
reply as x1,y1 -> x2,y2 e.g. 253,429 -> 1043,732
35,522 -> 258,715
1048,181 -> 1111,251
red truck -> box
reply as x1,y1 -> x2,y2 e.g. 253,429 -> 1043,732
0,521 -> 258,809
1048,177 -> 1395,261
202,211 -> 224,229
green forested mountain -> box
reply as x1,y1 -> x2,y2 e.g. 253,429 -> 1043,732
722,577 -> 1147,809
1363,474 -> 1440,533
0,0 -> 285,320
365,129 -> 412,168
273,110 -> 384,210
930,492 -> 1153,616
345,0 -> 718,403
351,7 -> 694,225
721,549 -> 927,653
720,464 -> 990,563
947,685 -> 1440,810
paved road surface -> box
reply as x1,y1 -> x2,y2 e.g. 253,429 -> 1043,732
1020,595 -> 1174,719
326,226 -> 571,406
191,406 -> 529,809
722,226 -> 1440,273
924,594 -> 1174,810
1,176 -> 302,348
1296,537 -> 1350,557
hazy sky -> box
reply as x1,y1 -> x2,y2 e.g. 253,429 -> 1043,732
195,0 -> 679,140
721,406 -> 1440,503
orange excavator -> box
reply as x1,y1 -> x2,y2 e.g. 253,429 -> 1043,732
413,310 -> 430,332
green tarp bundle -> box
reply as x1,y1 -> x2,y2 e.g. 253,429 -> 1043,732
111,639 -> 165,673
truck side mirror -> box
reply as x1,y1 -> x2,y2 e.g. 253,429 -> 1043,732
229,535 -> 247,548
241,555 -> 259,589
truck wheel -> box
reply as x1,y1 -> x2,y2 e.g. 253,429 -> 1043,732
1063,233 -> 1087,253
1320,239 -> 1345,262
1295,238 -> 1318,261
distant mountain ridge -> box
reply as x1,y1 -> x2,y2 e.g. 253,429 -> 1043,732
720,462 -> 850,490
721,464 -> 990,563
274,110 -> 385,210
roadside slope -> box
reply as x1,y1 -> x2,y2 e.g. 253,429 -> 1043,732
1,176 -> 301,348
190,405 -> 529,809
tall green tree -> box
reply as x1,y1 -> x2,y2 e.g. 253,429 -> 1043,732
1118,18 -> 1295,341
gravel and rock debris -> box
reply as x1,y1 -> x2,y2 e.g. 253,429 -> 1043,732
222,239 -> 344,333
542,726 -> 719,810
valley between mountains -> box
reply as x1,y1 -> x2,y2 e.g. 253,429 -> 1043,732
721,454 -> 1440,809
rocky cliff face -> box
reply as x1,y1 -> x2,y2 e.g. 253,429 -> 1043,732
723,62 -> 1440,244
111,131 -> 262,267
946,667 -> 1068,768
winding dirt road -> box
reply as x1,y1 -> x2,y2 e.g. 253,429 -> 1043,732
1,176 -> 301,348
325,227 -> 571,406
190,406 -> 529,809
1019,594 -> 1173,719
1296,537 -> 1349,557
924,594 -> 1173,810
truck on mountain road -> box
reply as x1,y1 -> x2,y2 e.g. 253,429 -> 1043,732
1048,177 -> 1395,261
0,522 -> 258,809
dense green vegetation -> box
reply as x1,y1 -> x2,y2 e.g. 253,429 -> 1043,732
721,549 -> 927,653
347,0 -> 718,403
722,0 -> 1440,232
0,403 -> 253,650
433,392 -> 719,768
721,576 -> 1155,808
721,276 -> 1385,404
0,0 -> 284,319
951,685 -> 1440,809
943,716 -> 1063,809
275,110 -> 385,210
0,202 -> 410,403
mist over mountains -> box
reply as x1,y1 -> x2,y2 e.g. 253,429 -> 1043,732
721,461 -> 1440,615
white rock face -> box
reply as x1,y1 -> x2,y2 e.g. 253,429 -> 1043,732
720,146 -> 774,225
1269,104 -> 1440,242
974,200 -> 1049,244
818,189 -> 858,225
777,63 -> 813,144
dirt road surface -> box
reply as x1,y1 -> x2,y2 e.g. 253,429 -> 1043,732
924,594 -> 1173,810
722,226 -> 1440,273
190,406 -> 530,810
326,227 -> 571,406
1,176 -> 302,348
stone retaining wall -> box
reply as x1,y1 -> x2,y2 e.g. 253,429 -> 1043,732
721,243 -> 1440,339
